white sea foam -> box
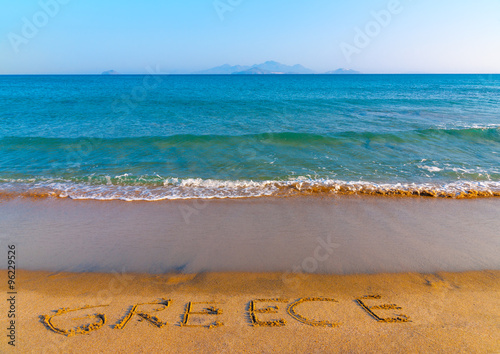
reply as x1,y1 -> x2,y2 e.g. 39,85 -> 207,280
418,165 -> 443,173
1,178 -> 500,200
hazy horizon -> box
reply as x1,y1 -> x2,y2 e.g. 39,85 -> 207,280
1,0 -> 499,75
1,72 -> 500,75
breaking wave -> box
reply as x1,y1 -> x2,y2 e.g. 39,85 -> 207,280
1,178 -> 499,201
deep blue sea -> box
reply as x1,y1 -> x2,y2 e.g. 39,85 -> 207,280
0,74 -> 499,200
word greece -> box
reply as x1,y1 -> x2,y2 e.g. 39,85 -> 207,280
42,295 -> 410,336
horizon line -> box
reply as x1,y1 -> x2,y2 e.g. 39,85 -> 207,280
1,73 -> 499,76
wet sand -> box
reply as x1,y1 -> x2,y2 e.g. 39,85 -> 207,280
0,196 -> 499,274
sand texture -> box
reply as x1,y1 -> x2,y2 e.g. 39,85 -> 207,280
1,270 -> 499,353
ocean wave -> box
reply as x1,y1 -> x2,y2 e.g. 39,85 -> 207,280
1,126 -> 499,147
1,178 -> 499,201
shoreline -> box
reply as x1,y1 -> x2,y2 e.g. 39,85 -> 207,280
1,269 -> 499,352
1,180 -> 499,201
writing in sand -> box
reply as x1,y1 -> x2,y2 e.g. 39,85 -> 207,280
41,295 -> 410,337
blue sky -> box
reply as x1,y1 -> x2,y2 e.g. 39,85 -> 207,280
1,0 -> 499,74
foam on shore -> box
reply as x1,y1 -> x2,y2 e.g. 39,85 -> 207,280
1,178 -> 499,201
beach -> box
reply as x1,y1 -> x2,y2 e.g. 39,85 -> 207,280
1,269 -> 499,353
1,196 -> 499,352
1,74 -> 499,352
2,0 -> 500,350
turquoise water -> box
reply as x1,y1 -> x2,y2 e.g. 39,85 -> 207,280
0,74 -> 499,199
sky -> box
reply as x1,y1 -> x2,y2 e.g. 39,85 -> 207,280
0,0 -> 499,74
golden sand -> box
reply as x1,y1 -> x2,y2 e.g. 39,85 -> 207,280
1,270 -> 499,353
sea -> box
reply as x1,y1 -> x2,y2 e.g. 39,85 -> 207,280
0,74 -> 499,201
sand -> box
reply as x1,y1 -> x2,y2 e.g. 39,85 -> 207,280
1,270 -> 499,353
1,196 -> 499,274
1,196 -> 499,352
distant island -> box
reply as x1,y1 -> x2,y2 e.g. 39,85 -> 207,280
99,64 -> 361,75
101,70 -> 120,75
194,61 -> 360,75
